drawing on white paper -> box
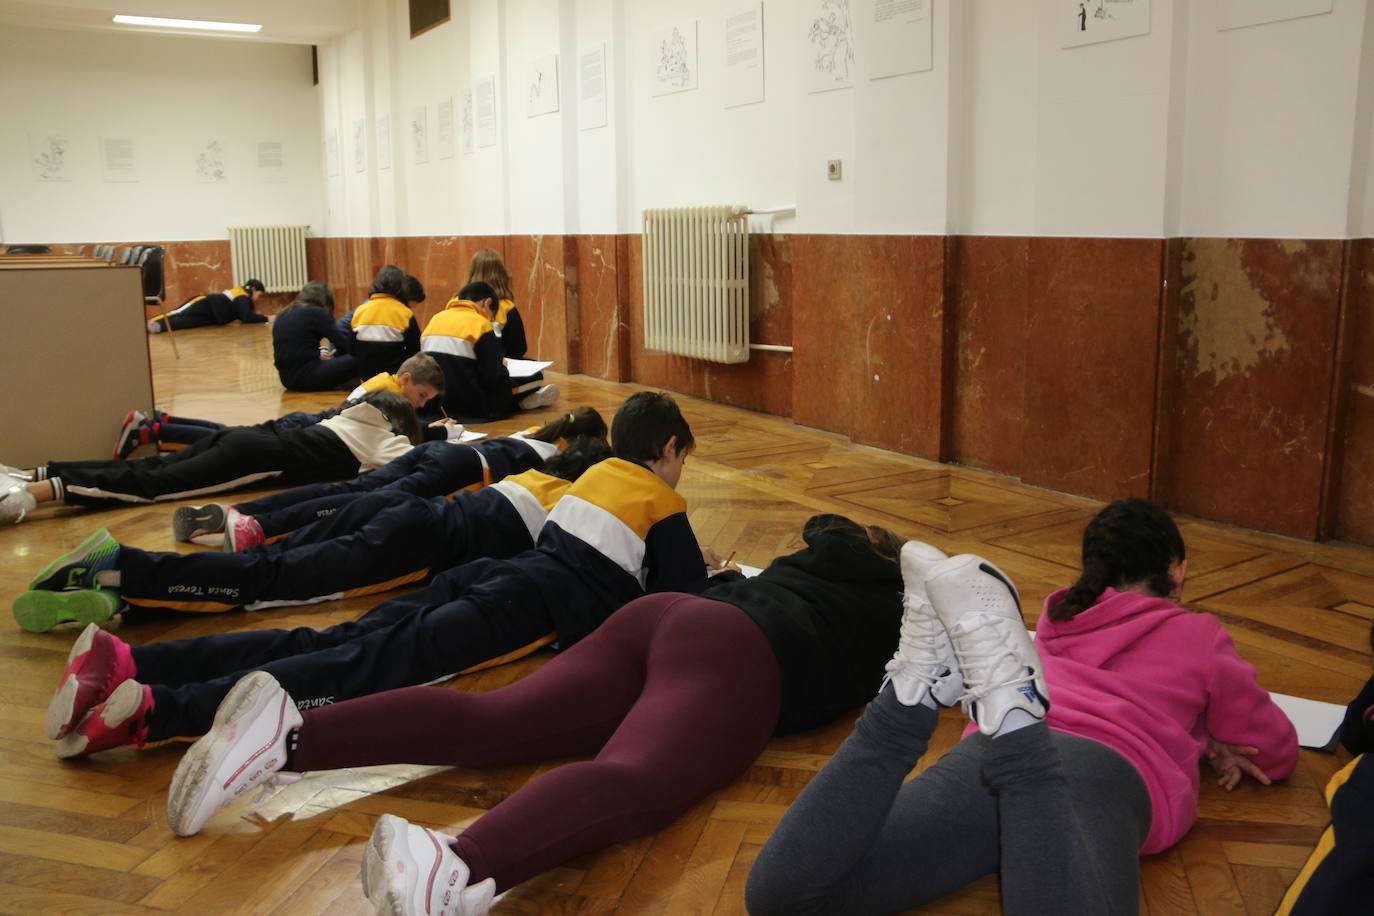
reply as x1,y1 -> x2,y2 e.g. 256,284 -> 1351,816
353,119 -> 367,172
461,90 -> 475,155
658,29 -> 691,87
196,139 -> 227,182
807,0 -> 855,89
527,56 -> 559,117
651,22 -> 697,96
411,106 -> 428,164
31,135 -> 69,181
1064,0 -> 1150,47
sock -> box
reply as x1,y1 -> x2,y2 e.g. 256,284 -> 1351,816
283,726 -> 300,771
993,707 -> 1040,738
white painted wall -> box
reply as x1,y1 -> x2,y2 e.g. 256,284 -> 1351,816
0,25 -> 323,243
7,1 -> 1373,243
1179,0 -> 1369,239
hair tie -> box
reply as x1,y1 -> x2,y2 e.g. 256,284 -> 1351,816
567,413 -> 575,424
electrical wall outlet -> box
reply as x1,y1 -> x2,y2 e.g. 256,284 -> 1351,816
827,159 -> 842,181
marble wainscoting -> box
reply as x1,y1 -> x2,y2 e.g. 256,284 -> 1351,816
950,236 -> 1165,503
305,231 -> 1373,546
1161,238 -> 1347,540
1335,239 -> 1374,545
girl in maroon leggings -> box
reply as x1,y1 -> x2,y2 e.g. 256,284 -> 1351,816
160,514 -> 905,914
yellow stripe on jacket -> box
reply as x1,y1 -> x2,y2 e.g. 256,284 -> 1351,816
490,469 -> 571,540
543,459 -> 686,580
346,372 -> 402,402
1273,753 -> 1364,916
421,299 -> 491,358
352,294 -> 414,342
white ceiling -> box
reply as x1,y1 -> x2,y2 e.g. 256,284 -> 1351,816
0,0 -> 358,44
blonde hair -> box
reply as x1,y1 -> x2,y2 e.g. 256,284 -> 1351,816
467,248 -> 514,301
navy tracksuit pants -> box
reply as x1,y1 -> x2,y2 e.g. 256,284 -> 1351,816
117,488 -> 536,614
136,556 -> 560,741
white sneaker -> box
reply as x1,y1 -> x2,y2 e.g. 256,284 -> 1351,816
166,671 -> 303,837
362,813 -> 496,916
881,541 -> 963,707
518,384 -> 560,410
926,554 -> 1049,736
147,319 -> 164,334
0,481 -> 37,525
1,463 -> 33,481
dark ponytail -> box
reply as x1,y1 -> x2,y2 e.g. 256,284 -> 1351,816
530,406 -> 607,443
1048,498 -> 1185,622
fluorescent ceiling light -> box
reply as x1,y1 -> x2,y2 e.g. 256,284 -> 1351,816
112,15 -> 262,33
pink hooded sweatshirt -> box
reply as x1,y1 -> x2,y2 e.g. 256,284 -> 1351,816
1029,587 -> 1298,854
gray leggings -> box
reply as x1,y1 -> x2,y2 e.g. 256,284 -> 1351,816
746,688 -> 1152,916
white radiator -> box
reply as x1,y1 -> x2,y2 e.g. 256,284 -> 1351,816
642,206 -> 750,364
228,225 -> 309,293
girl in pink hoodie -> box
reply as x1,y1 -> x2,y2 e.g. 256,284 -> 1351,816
748,498 -> 1298,916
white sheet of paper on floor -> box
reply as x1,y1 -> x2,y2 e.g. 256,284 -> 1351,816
457,429 -> 487,443
1269,692 -> 1345,751
506,358 -> 554,377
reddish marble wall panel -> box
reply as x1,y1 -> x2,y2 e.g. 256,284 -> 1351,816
569,234 -> 629,381
507,235 -> 572,369
1162,238 -> 1345,540
1020,238 -> 1163,501
950,236 -> 1031,476
626,234 -> 794,417
1336,239 -> 1374,545
791,235 -> 946,458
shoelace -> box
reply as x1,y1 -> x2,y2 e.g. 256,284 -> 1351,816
884,595 -> 948,686
950,616 -> 1035,706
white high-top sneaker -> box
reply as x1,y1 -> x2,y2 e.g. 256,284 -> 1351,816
926,554 -> 1049,735
881,541 -> 964,708
362,814 -> 496,916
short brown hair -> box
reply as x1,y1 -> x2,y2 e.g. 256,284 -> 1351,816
467,248 -> 514,301
397,353 -> 445,393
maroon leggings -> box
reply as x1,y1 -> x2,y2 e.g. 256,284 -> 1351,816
293,592 -> 782,890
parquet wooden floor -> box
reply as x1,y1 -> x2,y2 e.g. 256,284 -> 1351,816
0,324 -> 1367,914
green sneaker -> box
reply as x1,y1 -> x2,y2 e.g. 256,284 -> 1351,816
13,588 -> 121,633
29,529 -> 121,591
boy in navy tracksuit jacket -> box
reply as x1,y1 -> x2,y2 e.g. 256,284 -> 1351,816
147,280 -> 268,333
37,393 -> 722,756
171,407 -> 605,545
22,439 -> 607,626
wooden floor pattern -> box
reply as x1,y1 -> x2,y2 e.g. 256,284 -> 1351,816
0,324 -> 1368,914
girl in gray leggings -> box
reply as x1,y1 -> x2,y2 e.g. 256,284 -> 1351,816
747,499 -> 1298,916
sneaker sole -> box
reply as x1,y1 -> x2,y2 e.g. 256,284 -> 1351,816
112,409 -> 139,460
13,589 -> 118,633
166,670 -> 280,837
27,529 -> 115,591
363,814 -> 428,916
45,623 -> 101,739
172,504 -> 226,543
55,678 -> 144,759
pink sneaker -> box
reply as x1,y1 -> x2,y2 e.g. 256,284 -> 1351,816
223,509 -> 264,551
46,623 -> 137,739
55,679 -> 152,759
